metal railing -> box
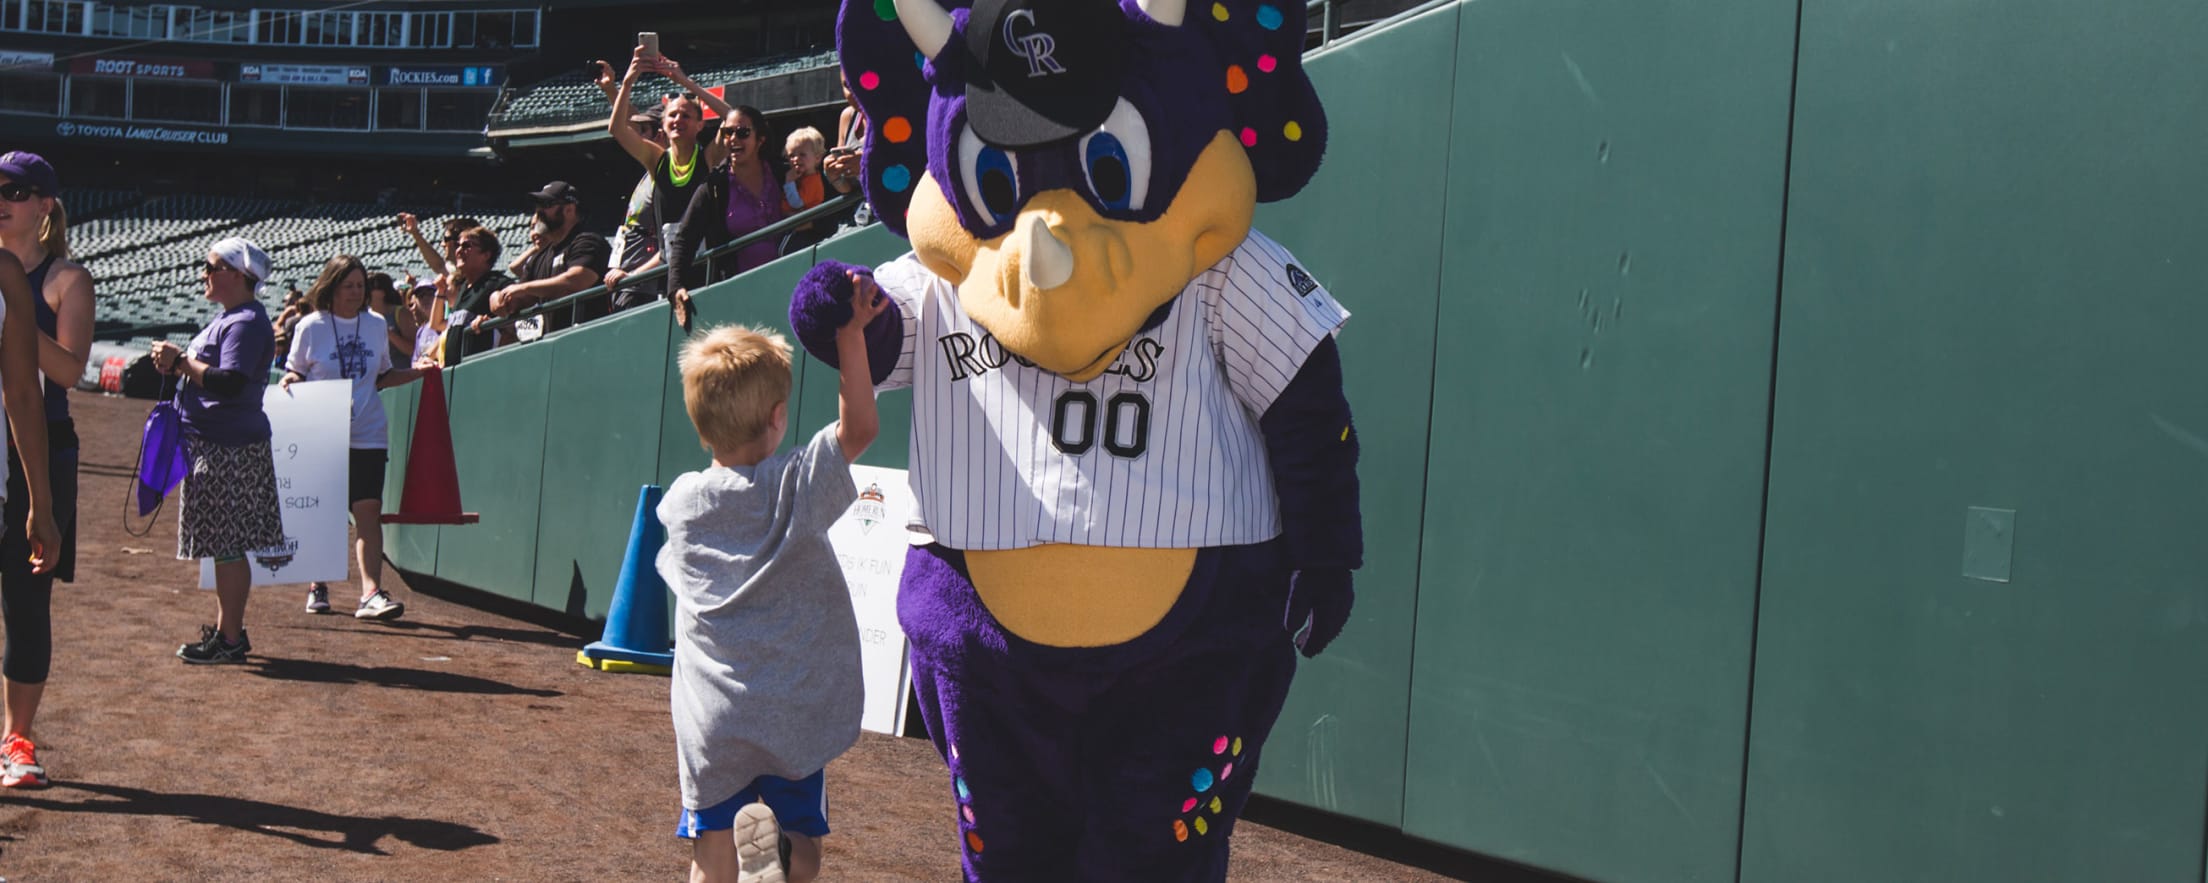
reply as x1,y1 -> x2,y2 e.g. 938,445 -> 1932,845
1311,0 -> 1342,45
458,192 -> 862,361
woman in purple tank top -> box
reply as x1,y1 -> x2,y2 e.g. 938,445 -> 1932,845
662,106 -> 787,324
0,151 -> 84,790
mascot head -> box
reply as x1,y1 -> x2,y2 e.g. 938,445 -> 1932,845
840,0 -> 1326,380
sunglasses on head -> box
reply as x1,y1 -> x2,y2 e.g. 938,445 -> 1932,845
0,182 -> 40,203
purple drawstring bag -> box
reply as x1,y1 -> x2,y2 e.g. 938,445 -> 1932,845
132,375 -> 188,520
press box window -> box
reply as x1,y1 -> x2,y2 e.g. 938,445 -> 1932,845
376,88 -> 424,130
0,73 -> 62,116
425,90 -> 495,132
230,83 -> 282,126
133,80 -> 221,125
285,87 -> 370,130
68,78 -> 127,120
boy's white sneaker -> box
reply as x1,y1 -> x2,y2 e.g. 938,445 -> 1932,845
733,802 -> 787,883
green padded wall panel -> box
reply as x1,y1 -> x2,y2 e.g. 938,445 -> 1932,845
435,342 -> 554,603
532,310 -> 674,618
378,383 -> 439,573
1402,0 -> 1795,879
1244,2 -> 1458,829
654,252 -> 821,489
1741,2 -> 2208,881
796,229 -> 921,471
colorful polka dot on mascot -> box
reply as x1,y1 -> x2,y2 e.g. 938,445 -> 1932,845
788,0 -> 1362,878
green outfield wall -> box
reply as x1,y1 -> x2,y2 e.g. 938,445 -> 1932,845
385,0 -> 2208,878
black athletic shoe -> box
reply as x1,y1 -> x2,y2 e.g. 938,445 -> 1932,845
177,626 -> 251,664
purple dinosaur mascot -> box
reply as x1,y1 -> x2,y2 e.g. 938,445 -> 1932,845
789,0 -> 1360,877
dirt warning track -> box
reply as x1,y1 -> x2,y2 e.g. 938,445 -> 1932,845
0,392 -> 1461,881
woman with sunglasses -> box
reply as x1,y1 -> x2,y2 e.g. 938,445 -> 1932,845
608,49 -> 734,306
396,213 -> 479,281
0,152 -> 70,789
442,225 -> 512,358
662,105 -> 785,325
281,256 -> 424,621
151,237 -> 284,666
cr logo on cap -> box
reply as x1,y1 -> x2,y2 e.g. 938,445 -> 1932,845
1001,9 -> 1067,78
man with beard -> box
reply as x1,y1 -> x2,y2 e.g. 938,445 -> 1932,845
485,182 -> 610,337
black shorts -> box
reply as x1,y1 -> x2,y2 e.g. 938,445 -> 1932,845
349,447 -> 389,505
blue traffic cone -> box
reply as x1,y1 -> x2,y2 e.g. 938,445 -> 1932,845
577,485 -> 675,675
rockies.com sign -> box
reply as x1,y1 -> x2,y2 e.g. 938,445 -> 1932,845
383,66 -> 501,88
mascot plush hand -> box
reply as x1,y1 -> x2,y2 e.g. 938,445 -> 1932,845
790,0 -> 1361,877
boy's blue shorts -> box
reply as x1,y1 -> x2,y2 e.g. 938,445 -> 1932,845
676,770 -> 830,839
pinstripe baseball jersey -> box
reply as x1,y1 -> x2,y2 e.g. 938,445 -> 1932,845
872,230 -> 1349,550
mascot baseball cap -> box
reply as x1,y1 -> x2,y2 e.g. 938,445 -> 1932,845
962,0 -> 1124,149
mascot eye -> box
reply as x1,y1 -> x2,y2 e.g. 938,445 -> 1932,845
1079,99 -> 1151,213
958,125 -> 1021,227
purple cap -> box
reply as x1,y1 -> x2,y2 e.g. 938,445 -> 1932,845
0,152 -> 58,196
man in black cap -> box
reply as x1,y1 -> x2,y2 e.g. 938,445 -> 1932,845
487,181 -> 610,335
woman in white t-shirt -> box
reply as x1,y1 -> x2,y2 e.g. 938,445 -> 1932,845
280,255 -> 424,620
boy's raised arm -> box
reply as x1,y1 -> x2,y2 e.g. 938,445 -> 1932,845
834,270 -> 885,461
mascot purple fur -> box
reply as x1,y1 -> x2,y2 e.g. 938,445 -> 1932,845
789,0 -> 1360,877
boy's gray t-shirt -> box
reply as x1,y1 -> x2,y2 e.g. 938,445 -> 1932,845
656,423 -> 864,810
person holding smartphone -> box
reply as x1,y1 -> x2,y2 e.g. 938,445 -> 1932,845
826,71 -> 872,229
606,42 -> 736,316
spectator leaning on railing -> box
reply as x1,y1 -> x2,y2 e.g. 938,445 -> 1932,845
663,105 -> 784,328
827,71 -> 871,229
481,182 -> 609,339
406,281 -> 441,368
778,126 -> 836,255
604,101 -> 670,312
605,49 -> 734,313
364,271 -> 415,366
444,225 -> 513,357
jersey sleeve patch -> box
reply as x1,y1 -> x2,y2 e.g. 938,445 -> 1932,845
1206,233 -> 1351,415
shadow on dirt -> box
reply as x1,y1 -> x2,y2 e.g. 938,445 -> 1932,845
247,657 -> 562,697
348,618 -> 582,653
4,782 -> 498,854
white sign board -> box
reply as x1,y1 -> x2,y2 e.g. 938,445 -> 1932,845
0,51 -> 53,70
828,464 -> 917,736
199,379 -> 351,588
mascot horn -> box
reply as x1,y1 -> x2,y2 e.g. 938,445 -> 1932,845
791,0 -> 1361,877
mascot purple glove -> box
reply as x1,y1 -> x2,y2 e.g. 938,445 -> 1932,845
1286,569 -> 1354,658
796,0 -> 1364,878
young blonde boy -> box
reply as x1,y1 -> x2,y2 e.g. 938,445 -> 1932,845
782,126 -> 828,212
658,272 -> 886,883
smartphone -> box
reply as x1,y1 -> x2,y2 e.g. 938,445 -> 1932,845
637,32 -> 660,58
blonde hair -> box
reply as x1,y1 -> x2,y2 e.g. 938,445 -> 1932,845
37,199 -> 68,261
785,126 -> 825,156
678,325 -> 793,453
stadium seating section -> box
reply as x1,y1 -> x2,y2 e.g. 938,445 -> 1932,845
488,49 -> 837,131
65,189 -> 530,351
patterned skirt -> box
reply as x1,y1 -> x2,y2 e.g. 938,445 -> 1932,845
177,436 -> 288,562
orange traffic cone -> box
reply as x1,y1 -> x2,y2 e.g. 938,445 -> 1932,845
382,365 -> 480,525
